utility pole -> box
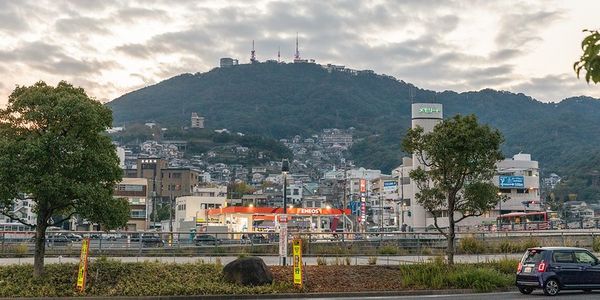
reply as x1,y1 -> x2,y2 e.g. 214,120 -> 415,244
342,162 -> 347,233
169,192 -> 173,246
380,194 -> 384,231
280,159 -> 290,266
152,162 -> 157,230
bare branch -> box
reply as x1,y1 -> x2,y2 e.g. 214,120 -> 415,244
0,211 -> 35,228
47,211 -> 77,227
455,211 -> 483,224
432,214 -> 448,238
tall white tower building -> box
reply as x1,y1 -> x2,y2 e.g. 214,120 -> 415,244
409,103 -> 443,229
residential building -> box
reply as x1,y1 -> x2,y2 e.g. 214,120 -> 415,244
219,57 -> 239,68
2,197 -> 36,225
370,175 -> 399,226
114,178 -> 149,231
191,112 -> 205,128
320,128 -> 353,148
174,192 -> 227,232
494,153 -> 541,214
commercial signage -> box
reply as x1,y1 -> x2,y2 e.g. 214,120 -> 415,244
76,238 -> 90,292
499,176 -> 525,188
298,208 -> 322,214
292,239 -> 303,286
359,179 -> 367,193
360,197 -> 366,224
418,107 -> 441,113
383,181 -> 398,192
279,214 -> 288,264
412,103 -> 443,119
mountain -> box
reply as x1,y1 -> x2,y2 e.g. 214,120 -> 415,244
107,62 -> 600,201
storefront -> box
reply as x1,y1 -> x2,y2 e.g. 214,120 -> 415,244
206,207 -> 352,234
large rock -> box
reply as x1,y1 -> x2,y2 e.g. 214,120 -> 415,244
222,256 -> 273,286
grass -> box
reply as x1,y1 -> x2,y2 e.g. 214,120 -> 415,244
399,259 -> 516,292
0,258 -> 519,297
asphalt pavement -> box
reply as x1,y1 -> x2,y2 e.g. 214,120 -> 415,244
285,290 -> 600,299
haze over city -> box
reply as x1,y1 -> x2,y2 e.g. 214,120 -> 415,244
1,0 -> 599,106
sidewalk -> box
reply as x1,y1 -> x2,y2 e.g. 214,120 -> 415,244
0,254 -> 521,266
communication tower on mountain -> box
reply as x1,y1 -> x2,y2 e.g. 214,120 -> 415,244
250,40 -> 257,63
293,33 -> 309,63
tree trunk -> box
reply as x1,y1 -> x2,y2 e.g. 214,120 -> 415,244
447,199 -> 456,265
447,220 -> 455,265
33,217 -> 47,277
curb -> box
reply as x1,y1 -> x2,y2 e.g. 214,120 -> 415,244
0,288 -> 516,299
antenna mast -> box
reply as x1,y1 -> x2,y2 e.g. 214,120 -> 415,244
294,32 -> 300,60
250,40 -> 257,63
278,46 -> 281,62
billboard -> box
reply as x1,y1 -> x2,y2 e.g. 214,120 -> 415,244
383,181 -> 398,192
499,176 -> 525,188
359,179 -> 367,193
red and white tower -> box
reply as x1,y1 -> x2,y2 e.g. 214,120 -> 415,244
250,40 -> 257,63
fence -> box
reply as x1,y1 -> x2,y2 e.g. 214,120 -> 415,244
2,229 -> 600,259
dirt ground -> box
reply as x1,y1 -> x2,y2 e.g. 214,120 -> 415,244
270,265 -> 404,292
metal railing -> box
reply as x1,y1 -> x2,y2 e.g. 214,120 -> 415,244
1,229 -> 600,259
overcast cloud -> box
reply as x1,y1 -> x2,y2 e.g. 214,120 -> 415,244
0,0 -> 598,105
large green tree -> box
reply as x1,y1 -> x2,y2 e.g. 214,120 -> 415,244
574,29 -> 600,84
0,81 -> 129,277
402,114 -> 504,265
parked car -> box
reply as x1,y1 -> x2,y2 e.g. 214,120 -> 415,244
60,233 -> 83,242
46,235 -> 73,245
129,233 -> 164,247
195,234 -> 221,246
516,247 -> 600,296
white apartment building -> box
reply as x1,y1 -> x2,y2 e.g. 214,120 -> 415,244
174,186 -> 227,232
494,153 -> 541,214
2,197 -> 37,225
191,112 -> 205,128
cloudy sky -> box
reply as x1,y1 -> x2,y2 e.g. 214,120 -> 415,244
0,0 -> 599,106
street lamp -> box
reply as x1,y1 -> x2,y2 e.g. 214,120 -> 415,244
497,192 -> 502,229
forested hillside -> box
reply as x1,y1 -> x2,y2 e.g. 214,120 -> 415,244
108,62 -> 600,201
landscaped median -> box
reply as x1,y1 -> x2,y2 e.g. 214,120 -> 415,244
0,257 -> 518,297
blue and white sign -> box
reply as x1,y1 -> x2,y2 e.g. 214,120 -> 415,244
383,181 -> 398,192
499,176 -> 525,188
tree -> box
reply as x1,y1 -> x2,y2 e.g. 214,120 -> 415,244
0,81 -> 129,277
574,29 -> 600,84
402,114 -> 504,265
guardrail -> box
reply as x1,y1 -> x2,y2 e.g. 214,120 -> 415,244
1,230 -> 600,258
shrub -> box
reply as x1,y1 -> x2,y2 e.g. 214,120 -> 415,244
594,237 -> 600,252
484,258 -> 519,275
421,248 -> 433,255
458,236 -> 486,254
498,240 -> 514,253
522,238 -> 540,250
378,245 -> 398,255
368,256 -> 378,265
316,257 -> 327,265
399,261 -> 513,292
13,244 -> 29,258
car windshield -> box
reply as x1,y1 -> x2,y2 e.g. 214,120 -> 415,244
522,249 -> 545,263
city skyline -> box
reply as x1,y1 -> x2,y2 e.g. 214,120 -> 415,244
0,0 -> 599,106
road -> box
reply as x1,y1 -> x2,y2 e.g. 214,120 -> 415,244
285,290 -> 600,299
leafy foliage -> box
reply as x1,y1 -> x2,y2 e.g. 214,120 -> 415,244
402,115 -> 504,264
0,81 -> 128,276
574,29 -> 600,84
